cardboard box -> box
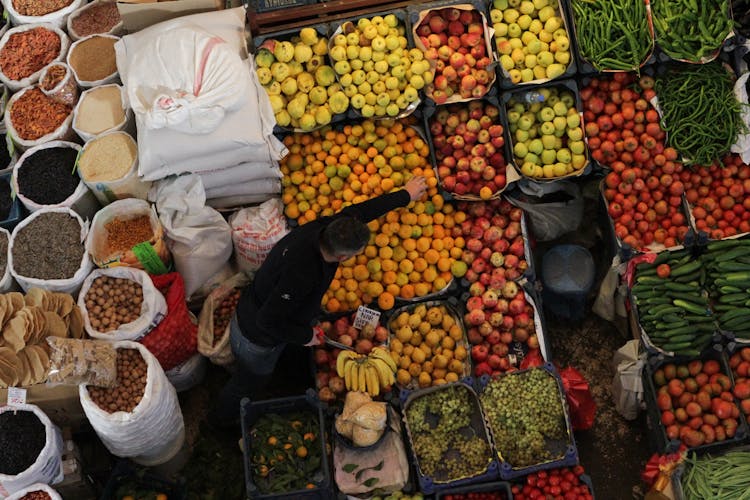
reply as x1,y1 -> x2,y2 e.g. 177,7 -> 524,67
117,0 -> 223,33
0,384 -> 86,429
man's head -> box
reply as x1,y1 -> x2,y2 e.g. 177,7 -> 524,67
320,217 -> 371,262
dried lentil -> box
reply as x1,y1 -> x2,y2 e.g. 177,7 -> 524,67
9,88 -> 71,141
69,35 -> 117,82
17,147 -> 80,205
12,212 -> 85,280
40,64 -> 67,90
105,215 -> 153,253
0,410 -> 46,475
74,85 -> 125,135
79,133 -> 136,182
12,0 -> 72,16
0,27 -> 61,81
71,2 -> 121,38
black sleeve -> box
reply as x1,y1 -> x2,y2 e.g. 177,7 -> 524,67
338,189 -> 411,223
254,267 -> 318,345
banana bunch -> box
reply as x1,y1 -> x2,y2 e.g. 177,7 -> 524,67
336,347 -> 397,397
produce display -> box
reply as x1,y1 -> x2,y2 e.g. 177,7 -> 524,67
334,391 -> 387,447
480,367 -> 570,469
248,411 -> 322,494
585,73 -> 690,250
87,348 -> 147,413
632,251 -> 715,356
490,0 -> 572,84
511,466 -> 594,500
507,85 -> 587,179
441,491 -> 507,500
255,28 -> 346,131
570,0 -> 652,71
679,450 -> 750,500
702,239 -> 750,337
655,62 -> 742,166
414,7 -> 495,102
682,155 -> 750,239
331,14 -> 421,118
429,100 -> 509,199
336,345 -> 397,396
83,276 -> 144,333
404,383 -> 493,483
651,357 -> 743,448
387,301 -> 470,388
652,0 -> 733,62
728,346 -> 750,425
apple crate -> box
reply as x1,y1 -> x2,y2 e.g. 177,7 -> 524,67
476,363 -> 578,480
642,346 -> 749,455
501,78 -> 591,182
488,0 -> 577,89
407,0 -> 498,105
401,378 -> 502,494
567,0 -> 656,74
421,94 -> 517,201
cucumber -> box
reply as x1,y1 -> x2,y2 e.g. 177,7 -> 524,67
675,271 -> 702,283
724,272 -> 750,283
717,262 -> 750,272
655,321 -> 689,330
673,299 -> 711,315
715,247 -> 750,262
684,315 -> 716,323
671,260 -> 702,277
637,267 -> 659,277
719,293 -> 749,304
636,276 -> 665,285
706,240 -> 742,252
664,282 -> 700,292
664,333 -> 697,343
719,308 -> 750,322
667,292 -> 708,305
653,252 -> 671,265
670,348 -> 702,357
689,334 -> 714,347
660,325 -> 697,337
719,286 -> 743,294
662,313 -> 685,323
661,341 -> 693,351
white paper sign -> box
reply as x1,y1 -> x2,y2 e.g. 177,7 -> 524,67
7,387 -> 26,406
353,305 -> 381,330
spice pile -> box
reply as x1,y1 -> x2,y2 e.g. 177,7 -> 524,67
12,0 -> 72,16
0,409 -> 45,475
87,347 -> 147,413
104,215 -> 153,254
40,64 -> 67,90
212,288 -> 240,344
12,212 -> 85,280
70,1 -> 121,38
78,132 -> 136,182
17,146 -> 80,205
9,88 -> 71,141
74,85 -> 125,135
69,35 -> 117,82
18,491 -> 52,500
0,27 -> 61,81
83,275 -> 144,333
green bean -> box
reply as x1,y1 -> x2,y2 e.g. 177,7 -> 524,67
652,0 -> 733,62
682,451 -> 750,500
571,0 -> 651,71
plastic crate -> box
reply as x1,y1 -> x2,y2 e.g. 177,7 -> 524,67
540,244 -> 595,322
671,446 -> 750,500
0,169 -> 23,231
723,341 -> 750,428
642,346 -> 749,455
100,459 -> 186,500
250,0 -> 314,14
401,378 -> 501,494
477,363 -> 578,480
240,391 -> 333,500
435,480 -> 513,500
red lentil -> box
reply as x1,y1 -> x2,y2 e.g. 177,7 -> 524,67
41,64 -> 67,90
0,27 -> 61,81
13,0 -> 72,16
71,2 -> 121,38
9,88 -> 72,141
104,215 -> 154,253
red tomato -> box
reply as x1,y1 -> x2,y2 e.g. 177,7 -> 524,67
656,264 -> 671,278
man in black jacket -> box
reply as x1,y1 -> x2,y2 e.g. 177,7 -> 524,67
211,175 -> 427,426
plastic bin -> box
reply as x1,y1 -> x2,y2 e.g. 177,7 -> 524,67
435,480 -> 513,499
240,392 -> 333,500
541,244 -> 595,321
99,459 -> 186,500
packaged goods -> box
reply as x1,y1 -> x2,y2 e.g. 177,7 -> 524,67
87,347 -> 147,413
38,62 -> 77,106
46,337 -> 117,387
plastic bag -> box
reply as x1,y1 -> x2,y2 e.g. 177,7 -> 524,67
0,404 -> 63,498
230,197 -> 289,273
197,272 -> 251,366
46,337 -> 118,387
38,63 -> 78,107
0,24 -> 71,92
559,366 -> 596,431
77,267 -> 166,341
165,353 -> 206,392
139,272 -> 198,371
150,175 -> 233,298
5,483 -> 62,500
612,339 -> 645,421
731,72 -> 750,163
506,181 -> 584,242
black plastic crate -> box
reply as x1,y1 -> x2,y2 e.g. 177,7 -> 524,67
100,459 -> 186,500
671,445 -> 750,500
435,480 -> 513,500
250,0 -> 314,14
241,392 -> 333,499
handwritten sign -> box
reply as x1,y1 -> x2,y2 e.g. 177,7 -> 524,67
353,305 -> 381,330
7,387 -> 26,406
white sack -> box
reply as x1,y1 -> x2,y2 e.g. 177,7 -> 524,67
229,197 -> 289,273
1,0 -> 84,28
204,177 -> 281,200
195,161 -> 281,191
5,483 -> 61,500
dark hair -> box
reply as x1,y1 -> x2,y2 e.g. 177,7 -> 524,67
321,217 -> 371,255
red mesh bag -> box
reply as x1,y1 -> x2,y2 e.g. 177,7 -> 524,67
140,272 -> 197,371
559,365 -> 596,431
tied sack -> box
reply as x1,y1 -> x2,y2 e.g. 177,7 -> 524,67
125,26 -> 248,135
197,272 -> 251,366
230,198 -> 289,273
139,272 -> 197,371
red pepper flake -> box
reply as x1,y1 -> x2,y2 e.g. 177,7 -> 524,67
0,27 -> 61,81
9,88 -> 72,141
12,0 -> 73,16
71,2 -> 121,38
40,64 -> 67,90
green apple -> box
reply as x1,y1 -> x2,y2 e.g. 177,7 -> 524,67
541,148 -> 556,165
569,140 -> 585,155
567,113 -> 581,128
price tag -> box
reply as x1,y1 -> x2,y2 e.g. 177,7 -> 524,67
7,387 -> 26,406
353,305 -> 380,330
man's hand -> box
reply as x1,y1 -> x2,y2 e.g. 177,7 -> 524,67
405,175 -> 427,201
304,327 -> 323,346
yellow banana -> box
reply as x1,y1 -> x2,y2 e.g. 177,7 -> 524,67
345,359 -> 355,391
336,351 -> 353,377
370,347 -> 397,372
370,357 -> 392,388
366,363 -> 380,397
358,362 -> 367,394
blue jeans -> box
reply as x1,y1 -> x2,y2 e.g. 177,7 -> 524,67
211,315 -> 286,425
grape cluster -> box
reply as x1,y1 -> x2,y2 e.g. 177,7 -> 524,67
406,385 -> 492,481
480,368 -> 567,467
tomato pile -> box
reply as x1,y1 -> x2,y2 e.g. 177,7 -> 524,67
728,347 -> 750,426
581,72 -> 689,250
510,466 -> 594,500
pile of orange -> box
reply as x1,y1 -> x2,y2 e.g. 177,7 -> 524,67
279,118 -> 468,312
